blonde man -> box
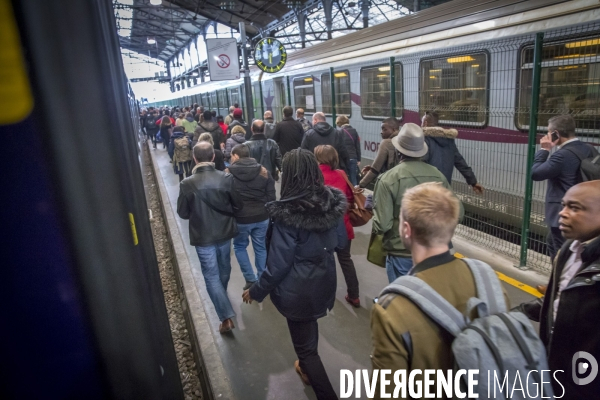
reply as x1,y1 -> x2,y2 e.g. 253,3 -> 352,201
371,182 -> 507,398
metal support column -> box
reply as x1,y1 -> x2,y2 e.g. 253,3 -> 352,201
323,0 -> 333,40
259,81 -> 265,118
239,22 -> 255,122
296,10 -> 307,48
390,57 -> 396,119
360,1 -> 371,28
286,76 -> 292,107
413,0 -> 420,12
519,32 -> 544,267
225,88 -> 228,114
330,67 -> 336,125
216,90 -> 220,113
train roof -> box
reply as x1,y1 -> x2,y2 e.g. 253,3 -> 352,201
275,0 -> 570,70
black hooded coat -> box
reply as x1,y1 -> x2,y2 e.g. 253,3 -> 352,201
249,187 -> 348,321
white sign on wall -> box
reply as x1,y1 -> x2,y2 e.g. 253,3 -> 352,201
206,38 -> 240,81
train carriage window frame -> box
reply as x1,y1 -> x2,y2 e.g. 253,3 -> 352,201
360,63 -> 403,121
321,70 -> 352,117
217,90 -> 228,111
516,34 -> 600,135
419,51 -> 489,127
293,76 -> 316,113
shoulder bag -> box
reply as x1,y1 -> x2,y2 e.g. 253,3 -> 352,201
340,170 -> 372,227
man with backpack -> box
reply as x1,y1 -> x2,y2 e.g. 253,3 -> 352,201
145,109 -> 159,149
371,182 -> 552,398
245,120 -> 282,181
532,114 -> 597,261
168,126 -> 193,182
296,108 -> 312,133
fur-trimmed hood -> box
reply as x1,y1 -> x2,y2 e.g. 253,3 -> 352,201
266,187 -> 347,232
423,126 -> 458,139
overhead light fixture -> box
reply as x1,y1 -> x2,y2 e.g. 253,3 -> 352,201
304,77 -> 313,82
147,37 -> 156,45
554,53 -> 595,59
150,0 -> 162,5
470,64 -> 479,67
565,38 -> 600,48
334,72 -> 347,78
378,66 -> 390,72
376,74 -> 387,78
447,56 -> 475,63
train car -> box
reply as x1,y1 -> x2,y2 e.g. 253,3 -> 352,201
2,0 -> 184,398
150,0 -> 600,260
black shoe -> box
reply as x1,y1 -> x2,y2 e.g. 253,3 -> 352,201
243,281 -> 256,290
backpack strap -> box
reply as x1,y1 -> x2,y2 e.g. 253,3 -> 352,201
462,258 -> 507,315
342,128 -> 355,143
380,276 -> 467,337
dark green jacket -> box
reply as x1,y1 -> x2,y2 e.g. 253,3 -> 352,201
372,159 -> 464,257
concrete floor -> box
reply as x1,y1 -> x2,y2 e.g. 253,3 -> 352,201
151,147 -> 539,400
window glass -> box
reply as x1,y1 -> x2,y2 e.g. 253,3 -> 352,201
229,88 -> 240,108
201,93 -> 209,108
518,36 -> 600,132
321,70 -> 351,115
420,53 -> 487,125
218,90 -> 227,110
252,83 -> 262,114
360,64 -> 402,118
293,76 -> 316,112
210,92 -> 217,110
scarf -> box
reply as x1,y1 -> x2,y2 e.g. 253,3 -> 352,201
191,162 -> 215,174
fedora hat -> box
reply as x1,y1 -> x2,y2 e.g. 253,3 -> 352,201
391,123 -> 428,158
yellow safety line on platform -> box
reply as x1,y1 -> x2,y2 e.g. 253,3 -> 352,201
454,252 -> 543,298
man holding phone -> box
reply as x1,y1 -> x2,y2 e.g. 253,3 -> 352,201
532,114 -> 594,261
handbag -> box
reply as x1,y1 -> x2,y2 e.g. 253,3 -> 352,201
367,233 -> 387,268
340,170 -> 372,227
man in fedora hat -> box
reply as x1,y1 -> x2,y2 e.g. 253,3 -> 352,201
372,123 -> 464,282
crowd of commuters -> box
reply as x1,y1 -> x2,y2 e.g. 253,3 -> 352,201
140,102 -> 599,399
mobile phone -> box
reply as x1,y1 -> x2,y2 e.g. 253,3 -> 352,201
551,131 -> 559,142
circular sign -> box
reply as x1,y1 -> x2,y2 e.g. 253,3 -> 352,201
216,54 -> 230,68
254,38 -> 287,73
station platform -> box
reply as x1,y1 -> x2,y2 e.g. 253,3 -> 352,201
149,145 -> 547,400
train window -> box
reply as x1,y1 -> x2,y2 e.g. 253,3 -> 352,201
252,82 -> 262,114
420,53 -> 488,125
293,76 -> 316,113
360,64 -> 403,119
229,88 -> 240,107
321,70 -> 351,116
210,92 -> 217,110
217,90 -> 227,109
518,36 -> 600,132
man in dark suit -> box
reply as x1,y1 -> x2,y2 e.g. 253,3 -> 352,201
532,114 -> 594,261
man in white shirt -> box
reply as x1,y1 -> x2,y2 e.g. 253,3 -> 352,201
539,181 -> 600,399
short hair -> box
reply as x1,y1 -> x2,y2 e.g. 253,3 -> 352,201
203,110 -> 212,120
336,115 -> 349,127
164,110 -> 171,116
231,125 -> 247,135
229,106 -> 235,112
197,132 -> 214,146
313,112 -> 326,122
283,106 -> 293,117
252,120 -> 265,134
211,110 -> 216,117
401,182 -> 460,246
314,145 -> 339,170
185,112 -> 193,119
173,126 -> 185,133
296,108 -> 305,115
423,111 -> 439,126
193,142 -> 214,162
382,117 -> 400,131
264,110 -> 273,119
217,115 -> 224,122
548,114 -> 576,138
233,103 -> 239,108
231,144 -> 250,158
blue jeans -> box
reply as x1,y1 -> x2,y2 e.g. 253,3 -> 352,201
386,255 -> 413,283
348,158 -> 358,186
233,219 -> 269,282
195,240 -> 235,322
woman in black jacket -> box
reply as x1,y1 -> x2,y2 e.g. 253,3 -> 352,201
243,149 -> 347,400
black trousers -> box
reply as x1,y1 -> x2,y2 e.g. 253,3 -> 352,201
547,227 -> 565,262
287,319 -> 337,400
336,240 -> 359,299
148,130 -> 158,147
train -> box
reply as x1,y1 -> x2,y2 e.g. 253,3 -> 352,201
3,0 -> 184,398
148,0 -> 600,255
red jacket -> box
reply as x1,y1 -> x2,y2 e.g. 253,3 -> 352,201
218,122 -> 228,136
319,164 -> 354,240
156,116 -> 175,126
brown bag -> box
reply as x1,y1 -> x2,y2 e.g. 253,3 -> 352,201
340,170 -> 372,227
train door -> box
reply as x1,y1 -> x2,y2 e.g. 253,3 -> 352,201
273,77 -> 286,121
